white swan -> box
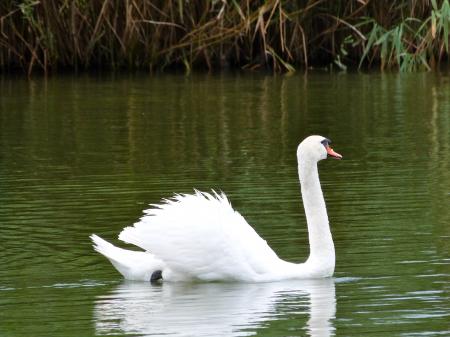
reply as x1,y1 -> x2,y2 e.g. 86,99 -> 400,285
91,135 -> 342,282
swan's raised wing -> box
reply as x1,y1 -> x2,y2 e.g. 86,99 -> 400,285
118,191 -> 281,282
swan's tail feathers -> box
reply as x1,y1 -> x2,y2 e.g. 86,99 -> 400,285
90,234 -> 164,281
91,234 -> 118,260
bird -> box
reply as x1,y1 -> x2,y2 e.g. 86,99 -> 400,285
91,135 -> 342,283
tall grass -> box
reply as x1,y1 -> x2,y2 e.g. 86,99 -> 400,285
352,0 -> 450,71
1,0 -> 449,75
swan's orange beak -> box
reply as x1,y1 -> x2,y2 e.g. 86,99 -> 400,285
326,145 -> 342,159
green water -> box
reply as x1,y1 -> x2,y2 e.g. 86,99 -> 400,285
0,73 -> 449,337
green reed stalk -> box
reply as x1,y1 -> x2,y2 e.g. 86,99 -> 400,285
0,0 -> 449,74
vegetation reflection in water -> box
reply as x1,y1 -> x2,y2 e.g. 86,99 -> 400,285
0,72 -> 448,337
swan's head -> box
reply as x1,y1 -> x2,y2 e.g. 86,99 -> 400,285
297,135 -> 342,163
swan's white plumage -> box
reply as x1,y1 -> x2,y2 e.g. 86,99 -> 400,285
91,135 -> 340,283
91,234 -> 164,281
119,191 -> 282,282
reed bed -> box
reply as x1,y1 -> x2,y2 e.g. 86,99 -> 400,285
1,0 -> 450,75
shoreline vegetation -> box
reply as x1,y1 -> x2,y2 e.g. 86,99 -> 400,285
1,0 -> 450,75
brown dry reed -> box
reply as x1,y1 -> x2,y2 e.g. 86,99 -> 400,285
1,0 -> 450,75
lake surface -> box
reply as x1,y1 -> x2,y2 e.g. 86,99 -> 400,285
0,72 -> 449,337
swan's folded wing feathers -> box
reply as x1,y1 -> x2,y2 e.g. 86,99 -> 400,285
118,191 -> 281,281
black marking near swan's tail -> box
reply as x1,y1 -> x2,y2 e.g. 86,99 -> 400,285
150,270 -> 162,283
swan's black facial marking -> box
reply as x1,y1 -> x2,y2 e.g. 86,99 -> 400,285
321,138 -> 332,147
150,270 -> 163,283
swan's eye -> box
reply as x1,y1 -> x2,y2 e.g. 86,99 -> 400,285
321,138 -> 331,147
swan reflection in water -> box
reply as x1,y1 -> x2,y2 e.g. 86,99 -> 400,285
94,278 -> 336,337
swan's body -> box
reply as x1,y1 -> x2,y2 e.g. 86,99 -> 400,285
91,135 -> 342,282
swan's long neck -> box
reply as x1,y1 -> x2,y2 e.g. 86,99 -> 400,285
298,159 -> 335,275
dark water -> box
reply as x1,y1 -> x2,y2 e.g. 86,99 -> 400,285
0,72 -> 449,337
